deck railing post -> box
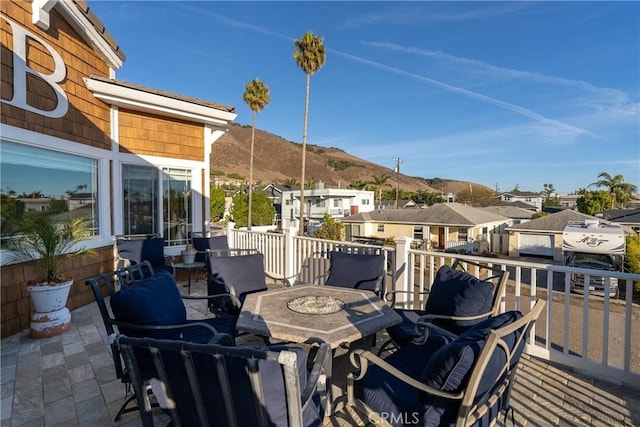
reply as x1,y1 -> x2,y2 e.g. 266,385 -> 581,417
393,236 -> 412,309
284,227 -> 297,281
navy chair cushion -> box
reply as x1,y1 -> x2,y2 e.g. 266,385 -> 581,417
325,251 -> 385,294
208,252 -> 267,303
423,265 -> 495,334
117,237 -> 172,274
192,235 -> 229,263
110,271 -> 186,339
420,311 -> 523,426
160,344 -> 321,427
355,342 -> 440,427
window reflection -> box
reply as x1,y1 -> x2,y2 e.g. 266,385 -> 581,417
1,141 -> 99,240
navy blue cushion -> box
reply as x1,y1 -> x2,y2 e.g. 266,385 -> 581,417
117,237 -> 167,268
192,236 -> 229,263
355,342 -> 441,427
160,344 -> 321,427
424,265 -> 495,334
208,253 -> 267,303
419,311 -> 523,426
325,251 -> 385,293
110,271 -> 186,339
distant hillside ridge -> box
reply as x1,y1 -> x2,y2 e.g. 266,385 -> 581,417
211,123 -> 490,194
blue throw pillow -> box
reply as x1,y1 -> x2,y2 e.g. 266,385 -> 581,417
110,271 -> 186,327
424,265 -> 495,333
419,311 -> 523,425
140,237 -> 167,267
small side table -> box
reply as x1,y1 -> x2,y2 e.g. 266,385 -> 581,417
173,262 -> 206,294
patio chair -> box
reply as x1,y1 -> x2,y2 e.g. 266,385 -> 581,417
340,300 -> 545,427
377,259 -> 508,355
85,261 -> 238,421
115,234 -> 174,275
206,250 -> 293,315
191,233 -> 230,282
319,250 -> 386,297
116,335 -> 332,427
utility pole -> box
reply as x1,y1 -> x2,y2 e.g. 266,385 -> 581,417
393,157 -> 402,209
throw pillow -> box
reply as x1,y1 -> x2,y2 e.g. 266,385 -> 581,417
110,270 -> 186,327
424,265 -> 495,333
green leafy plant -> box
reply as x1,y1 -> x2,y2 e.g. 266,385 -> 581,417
5,213 -> 95,284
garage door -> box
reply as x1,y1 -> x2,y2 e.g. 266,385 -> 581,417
519,234 -> 554,257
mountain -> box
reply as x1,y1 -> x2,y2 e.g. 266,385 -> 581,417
211,123 -> 490,195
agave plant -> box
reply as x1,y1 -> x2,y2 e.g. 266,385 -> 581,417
6,213 -> 95,284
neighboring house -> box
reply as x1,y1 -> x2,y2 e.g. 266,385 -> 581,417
480,206 -> 534,227
599,208 -> 640,233
278,182 -> 375,230
495,191 -> 543,212
558,194 -> 581,209
341,202 -> 509,252
505,210 -> 615,261
1,1 -> 236,337
379,199 -> 417,209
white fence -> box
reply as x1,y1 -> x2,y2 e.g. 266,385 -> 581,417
227,226 -> 640,388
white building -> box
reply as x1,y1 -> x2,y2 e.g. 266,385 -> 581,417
279,182 -> 375,230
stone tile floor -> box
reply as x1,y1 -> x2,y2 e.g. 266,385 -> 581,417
2,279 -> 639,426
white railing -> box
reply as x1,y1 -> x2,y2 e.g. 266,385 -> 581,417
228,227 -> 640,388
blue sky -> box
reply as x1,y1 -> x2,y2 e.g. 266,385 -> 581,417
91,1 -> 639,195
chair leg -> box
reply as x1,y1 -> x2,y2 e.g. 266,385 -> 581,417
114,393 -> 138,421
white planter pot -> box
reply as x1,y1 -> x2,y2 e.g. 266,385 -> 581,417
181,251 -> 196,264
28,280 -> 73,312
27,280 -> 73,338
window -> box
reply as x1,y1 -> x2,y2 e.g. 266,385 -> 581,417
121,165 -> 192,246
163,168 -> 192,246
458,227 -> 468,242
316,199 -> 325,208
122,165 -> 158,236
333,199 -> 341,208
1,141 -> 99,239
413,226 -> 423,240
361,199 -> 370,205
377,224 -> 385,232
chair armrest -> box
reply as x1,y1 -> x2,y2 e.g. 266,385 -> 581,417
348,349 -> 464,400
384,289 -> 431,305
302,341 -> 332,412
111,319 -> 220,335
265,271 -> 299,288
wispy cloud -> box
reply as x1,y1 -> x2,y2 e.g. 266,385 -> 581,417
343,3 -> 530,29
330,49 -> 601,140
173,4 -> 604,143
172,2 -> 292,42
362,41 -> 636,115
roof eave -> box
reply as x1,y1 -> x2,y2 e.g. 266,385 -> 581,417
84,77 -> 237,126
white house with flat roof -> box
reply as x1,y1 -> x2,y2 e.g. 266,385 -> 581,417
279,182 -> 375,230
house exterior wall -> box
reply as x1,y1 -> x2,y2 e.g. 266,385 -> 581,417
1,3 -> 112,147
0,1 -> 232,338
118,109 -> 204,160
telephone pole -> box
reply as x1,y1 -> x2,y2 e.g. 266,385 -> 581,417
393,157 -> 402,209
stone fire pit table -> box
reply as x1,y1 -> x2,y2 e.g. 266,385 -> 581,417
236,284 -> 402,349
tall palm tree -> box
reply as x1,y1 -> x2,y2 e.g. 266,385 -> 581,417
591,172 -> 637,209
371,174 -> 389,208
243,78 -> 270,231
293,31 -> 326,235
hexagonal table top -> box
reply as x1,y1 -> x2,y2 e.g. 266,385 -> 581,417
236,284 -> 402,349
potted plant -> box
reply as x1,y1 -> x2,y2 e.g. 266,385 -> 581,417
181,243 -> 197,264
5,213 -> 94,338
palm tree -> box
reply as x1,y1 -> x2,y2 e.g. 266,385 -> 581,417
371,174 -> 389,208
242,78 -> 270,230
293,31 -> 326,235
591,172 -> 637,209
